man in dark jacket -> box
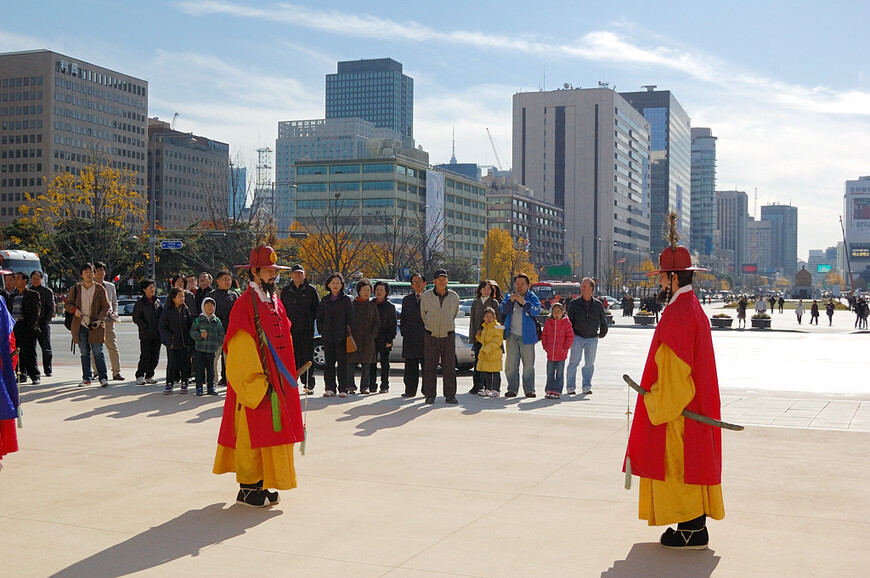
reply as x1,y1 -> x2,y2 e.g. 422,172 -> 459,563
9,272 -> 41,384
194,272 -> 214,317
280,265 -> 319,394
565,277 -> 608,395
131,279 -> 163,385
30,270 -> 54,377
212,271 -> 238,386
399,273 -> 426,398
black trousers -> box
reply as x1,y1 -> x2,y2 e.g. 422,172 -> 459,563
323,341 -> 350,393
166,346 -> 191,384
403,357 -> 422,396
194,350 -> 216,387
422,333 -> 456,399
369,341 -> 391,391
137,338 -> 161,379
291,328 -> 315,389
470,341 -> 483,392
36,323 -> 52,375
14,324 -> 39,380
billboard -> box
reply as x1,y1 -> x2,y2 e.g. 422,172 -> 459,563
850,244 -> 870,260
425,171 -> 445,253
742,263 -> 758,274
844,178 -> 870,245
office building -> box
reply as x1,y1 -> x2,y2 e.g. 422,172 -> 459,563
690,127 -> 717,257
325,58 -> 414,148
716,190 -> 749,274
228,165 -> 246,218
843,176 -> 870,278
483,173 -> 565,270
620,87 -> 692,256
147,118 -> 229,230
748,218 -> 773,273
760,203 -> 798,279
293,150 -> 488,262
0,49 -> 148,225
512,87 -> 651,280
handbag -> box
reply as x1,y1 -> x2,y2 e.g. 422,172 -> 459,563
346,325 -> 358,353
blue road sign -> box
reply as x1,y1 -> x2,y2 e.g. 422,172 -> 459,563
159,240 -> 184,250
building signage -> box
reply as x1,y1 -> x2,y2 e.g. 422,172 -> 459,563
159,240 -> 183,250
816,264 -> 832,273
742,263 -> 758,273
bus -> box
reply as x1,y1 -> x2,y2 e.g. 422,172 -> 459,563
531,281 -> 582,310
368,280 -> 479,299
0,249 -> 42,277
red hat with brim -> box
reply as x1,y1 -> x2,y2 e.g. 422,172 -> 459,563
234,245 -> 291,270
645,245 -> 710,276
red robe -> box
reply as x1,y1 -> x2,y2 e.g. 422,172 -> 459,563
216,287 -> 304,450
625,289 -> 722,485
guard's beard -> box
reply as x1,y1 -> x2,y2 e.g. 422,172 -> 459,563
260,280 -> 276,297
656,286 -> 671,305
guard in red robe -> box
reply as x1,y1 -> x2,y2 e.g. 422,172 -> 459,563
213,246 -> 305,507
0,268 -> 20,470
624,234 -> 724,549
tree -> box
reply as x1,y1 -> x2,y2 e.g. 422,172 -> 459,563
480,229 -> 538,290
19,159 -> 145,286
295,194 -> 373,282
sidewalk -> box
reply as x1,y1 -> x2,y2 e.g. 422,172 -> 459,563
2,361 -> 868,576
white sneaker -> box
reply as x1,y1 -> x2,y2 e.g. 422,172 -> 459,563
323,390 -> 336,397
99,378 -> 109,388
145,377 -> 158,384
338,391 -> 347,398
489,390 -> 500,398
136,377 -> 146,385
478,389 -> 488,397
566,386 -> 576,395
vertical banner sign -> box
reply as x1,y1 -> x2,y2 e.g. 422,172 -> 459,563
426,171 -> 446,253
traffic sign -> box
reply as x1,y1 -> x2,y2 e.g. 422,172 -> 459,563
159,240 -> 184,250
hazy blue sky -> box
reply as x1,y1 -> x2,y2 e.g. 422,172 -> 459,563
3,0 -> 868,257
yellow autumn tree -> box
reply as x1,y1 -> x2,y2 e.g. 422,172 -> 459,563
480,229 -> 538,290
19,160 -> 145,284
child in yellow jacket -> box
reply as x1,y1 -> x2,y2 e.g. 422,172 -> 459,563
475,307 -> 504,397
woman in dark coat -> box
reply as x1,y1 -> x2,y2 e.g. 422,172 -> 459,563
369,281 -> 397,394
131,279 -> 163,385
347,279 -> 379,394
400,273 -> 426,398
159,287 -> 193,394
316,273 -> 354,397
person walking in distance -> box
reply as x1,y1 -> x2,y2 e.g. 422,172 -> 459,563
810,300 -> 820,325
499,274 -> 542,398
565,278 -> 609,395
64,263 -> 110,387
795,299 -> 805,325
94,262 -> 124,381
420,269 -> 460,404
132,279 -> 163,385
213,245 -> 304,507
279,265 -> 318,395
825,299 -> 835,326
399,273 -> 426,398
29,271 -> 53,378
8,272 -> 41,384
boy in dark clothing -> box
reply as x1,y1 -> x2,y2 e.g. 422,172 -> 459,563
190,297 -> 224,396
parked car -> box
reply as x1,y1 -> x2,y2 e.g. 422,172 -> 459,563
458,298 -> 473,317
597,295 -> 621,310
117,298 -> 137,316
312,321 -> 475,372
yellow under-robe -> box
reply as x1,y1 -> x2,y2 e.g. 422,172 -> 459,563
213,331 -> 297,490
638,343 -> 724,526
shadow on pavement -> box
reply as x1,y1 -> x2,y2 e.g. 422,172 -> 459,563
349,402 -> 438,437
49,503 -> 281,577
601,542 -> 720,577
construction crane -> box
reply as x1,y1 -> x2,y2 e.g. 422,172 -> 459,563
170,112 -> 179,130
486,128 -> 509,172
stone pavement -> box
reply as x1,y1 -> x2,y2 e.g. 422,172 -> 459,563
2,323 -> 869,577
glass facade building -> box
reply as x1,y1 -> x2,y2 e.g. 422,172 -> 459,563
760,203 -> 798,279
325,58 -> 414,149
691,127 -> 717,257
620,89 -> 692,259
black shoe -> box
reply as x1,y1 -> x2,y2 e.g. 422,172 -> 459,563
195,386 -> 204,396
207,386 -> 218,396
31,378 -> 41,385
17,375 -> 26,384
504,391 -> 517,398
113,374 -> 125,381
236,486 -> 271,508
379,387 -> 389,394
525,392 -> 536,398
468,388 -> 481,395
445,396 -> 458,404
401,393 -> 415,398
425,397 -> 435,404
45,372 -> 52,377
660,526 -> 709,550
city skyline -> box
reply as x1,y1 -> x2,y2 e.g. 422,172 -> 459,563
2,0 -> 868,259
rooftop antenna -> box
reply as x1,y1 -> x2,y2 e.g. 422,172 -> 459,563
754,187 -> 758,220
450,127 -> 457,164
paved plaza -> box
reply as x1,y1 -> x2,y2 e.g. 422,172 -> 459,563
1,302 -> 868,576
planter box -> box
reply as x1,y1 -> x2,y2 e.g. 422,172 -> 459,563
633,315 -> 656,326
751,318 -> 771,329
710,317 -> 733,329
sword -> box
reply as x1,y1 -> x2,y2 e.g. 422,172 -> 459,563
623,374 -> 744,431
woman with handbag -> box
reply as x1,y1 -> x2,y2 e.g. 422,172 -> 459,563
316,273 -> 354,398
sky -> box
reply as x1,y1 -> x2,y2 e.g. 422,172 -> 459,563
2,0 -> 869,259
